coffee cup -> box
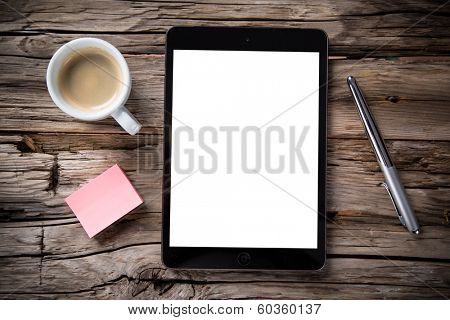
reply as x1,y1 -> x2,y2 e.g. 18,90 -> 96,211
46,38 -> 141,135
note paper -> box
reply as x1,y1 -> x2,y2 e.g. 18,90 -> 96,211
65,164 -> 143,238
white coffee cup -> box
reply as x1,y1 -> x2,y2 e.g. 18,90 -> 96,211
46,38 -> 141,135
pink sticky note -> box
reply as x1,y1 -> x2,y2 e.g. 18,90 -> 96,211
65,164 -> 143,238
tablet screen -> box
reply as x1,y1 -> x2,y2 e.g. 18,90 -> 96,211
169,50 -> 320,249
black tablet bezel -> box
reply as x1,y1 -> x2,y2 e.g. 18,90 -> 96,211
163,27 -> 327,270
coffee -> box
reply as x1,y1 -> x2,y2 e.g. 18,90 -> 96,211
58,47 -> 122,111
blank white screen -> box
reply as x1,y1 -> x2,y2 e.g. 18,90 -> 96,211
170,50 -> 319,248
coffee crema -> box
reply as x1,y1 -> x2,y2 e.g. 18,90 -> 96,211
58,47 -> 122,111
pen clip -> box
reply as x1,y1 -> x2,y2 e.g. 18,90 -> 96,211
382,182 -> 406,226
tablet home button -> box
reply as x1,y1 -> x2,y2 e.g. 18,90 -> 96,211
237,252 -> 251,266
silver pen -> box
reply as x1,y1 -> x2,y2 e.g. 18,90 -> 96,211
347,76 -> 420,234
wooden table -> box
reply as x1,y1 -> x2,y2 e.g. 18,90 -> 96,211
0,0 -> 449,299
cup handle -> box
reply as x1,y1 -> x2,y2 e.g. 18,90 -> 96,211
111,107 -> 142,135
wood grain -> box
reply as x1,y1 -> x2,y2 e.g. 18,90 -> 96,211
0,0 -> 449,300
1,134 -> 448,262
0,55 -> 449,139
1,0 -> 450,57
1,245 -> 449,299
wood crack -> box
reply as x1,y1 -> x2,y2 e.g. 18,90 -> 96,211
2,243 -> 447,263
327,253 -> 450,264
42,242 -> 162,261
39,226 -> 44,286
1,29 -> 167,35
45,155 -> 59,195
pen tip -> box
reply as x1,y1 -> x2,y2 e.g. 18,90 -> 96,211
413,229 -> 420,235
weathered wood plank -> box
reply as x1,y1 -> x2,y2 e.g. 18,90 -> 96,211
0,257 -> 42,295
1,134 -> 449,222
0,136 -> 57,222
50,247 -> 448,291
1,134 -> 449,260
4,283 -> 448,299
327,168 -> 450,225
1,1 -> 449,57
38,217 -> 450,260
1,134 -> 448,224
0,55 -> 449,139
1,245 -> 448,299
12,133 -> 450,175
0,134 -> 163,221
189,282 -> 449,299
0,34 -> 166,58
328,225 -> 450,259
329,139 -> 450,175
2,210 -> 449,262
0,226 -> 42,257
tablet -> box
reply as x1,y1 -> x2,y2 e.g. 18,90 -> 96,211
163,27 -> 327,270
